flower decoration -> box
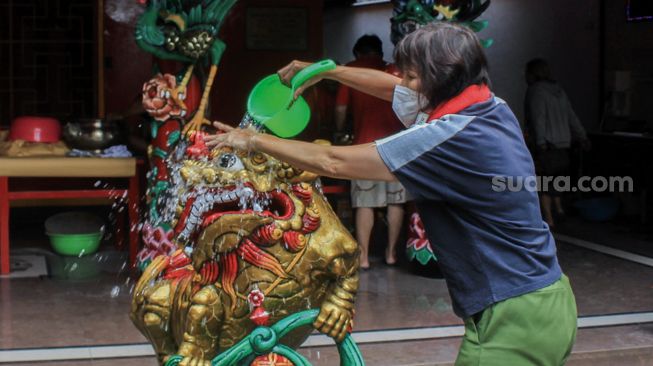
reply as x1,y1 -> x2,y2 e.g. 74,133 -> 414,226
248,288 -> 270,326
142,73 -> 186,122
248,289 -> 265,308
406,212 -> 438,265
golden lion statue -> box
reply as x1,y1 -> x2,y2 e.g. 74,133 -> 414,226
131,137 -> 360,365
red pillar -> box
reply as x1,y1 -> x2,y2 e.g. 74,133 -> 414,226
128,175 -> 141,268
0,177 -> 10,275
115,202 -> 126,251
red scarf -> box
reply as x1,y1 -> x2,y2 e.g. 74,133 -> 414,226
428,84 -> 492,121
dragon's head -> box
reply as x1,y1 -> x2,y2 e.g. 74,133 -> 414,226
134,0 -> 236,62
163,135 -> 330,305
391,0 -> 491,45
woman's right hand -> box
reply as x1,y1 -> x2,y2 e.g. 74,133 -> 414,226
278,60 -> 324,100
205,121 -> 258,152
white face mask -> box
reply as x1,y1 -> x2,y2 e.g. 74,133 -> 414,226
392,85 -> 429,127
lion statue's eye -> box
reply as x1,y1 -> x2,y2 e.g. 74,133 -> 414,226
217,153 -> 243,171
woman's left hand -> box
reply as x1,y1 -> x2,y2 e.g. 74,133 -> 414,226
278,60 -> 323,100
204,122 -> 258,151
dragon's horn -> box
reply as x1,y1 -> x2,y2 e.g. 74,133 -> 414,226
459,0 -> 491,22
206,0 -> 238,28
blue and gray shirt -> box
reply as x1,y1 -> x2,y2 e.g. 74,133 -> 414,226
376,96 -> 562,318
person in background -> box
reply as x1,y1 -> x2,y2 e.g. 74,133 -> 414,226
525,58 -> 590,229
335,34 -> 407,269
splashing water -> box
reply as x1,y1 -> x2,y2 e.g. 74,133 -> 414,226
110,286 -> 121,298
238,113 -> 255,130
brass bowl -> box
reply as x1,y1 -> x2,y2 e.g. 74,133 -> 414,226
63,118 -> 124,152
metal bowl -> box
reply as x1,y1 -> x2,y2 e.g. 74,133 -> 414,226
63,118 -> 124,151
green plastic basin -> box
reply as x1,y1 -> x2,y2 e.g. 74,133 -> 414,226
48,232 -> 102,257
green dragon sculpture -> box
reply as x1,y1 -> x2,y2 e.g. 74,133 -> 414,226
391,0 -> 493,47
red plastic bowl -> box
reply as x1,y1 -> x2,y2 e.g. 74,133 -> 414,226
9,116 -> 61,143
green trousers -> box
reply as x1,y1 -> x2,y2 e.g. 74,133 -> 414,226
455,275 -> 577,366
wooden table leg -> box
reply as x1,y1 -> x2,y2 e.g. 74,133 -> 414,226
0,177 -> 10,275
128,175 -> 141,268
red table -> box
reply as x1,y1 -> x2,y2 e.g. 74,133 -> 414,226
0,157 -> 141,275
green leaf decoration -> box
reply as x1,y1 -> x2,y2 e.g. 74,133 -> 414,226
407,246 -> 438,265
406,246 -> 417,261
151,120 -> 160,138
153,147 -> 168,159
148,167 -> 158,184
153,181 -> 170,194
136,9 -> 165,46
210,39 -> 227,65
480,38 -> 494,48
466,19 -> 488,33
168,130 -> 181,147
206,0 -> 238,29
188,5 -> 202,26
415,248 -> 438,265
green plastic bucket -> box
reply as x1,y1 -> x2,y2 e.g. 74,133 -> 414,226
247,59 -> 336,138
47,232 -> 102,257
45,211 -> 104,256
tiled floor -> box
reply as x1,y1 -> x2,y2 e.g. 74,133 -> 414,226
4,324 -> 653,366
556,216 -> 653,257
301,324 -> 653,366
1,220 -> 653,364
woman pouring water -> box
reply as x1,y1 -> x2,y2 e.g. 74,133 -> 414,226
205,23 -> 577,365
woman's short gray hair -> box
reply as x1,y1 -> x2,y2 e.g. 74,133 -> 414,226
394,22 -> 491,109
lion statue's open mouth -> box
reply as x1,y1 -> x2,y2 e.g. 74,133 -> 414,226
176,183 -> 294,242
